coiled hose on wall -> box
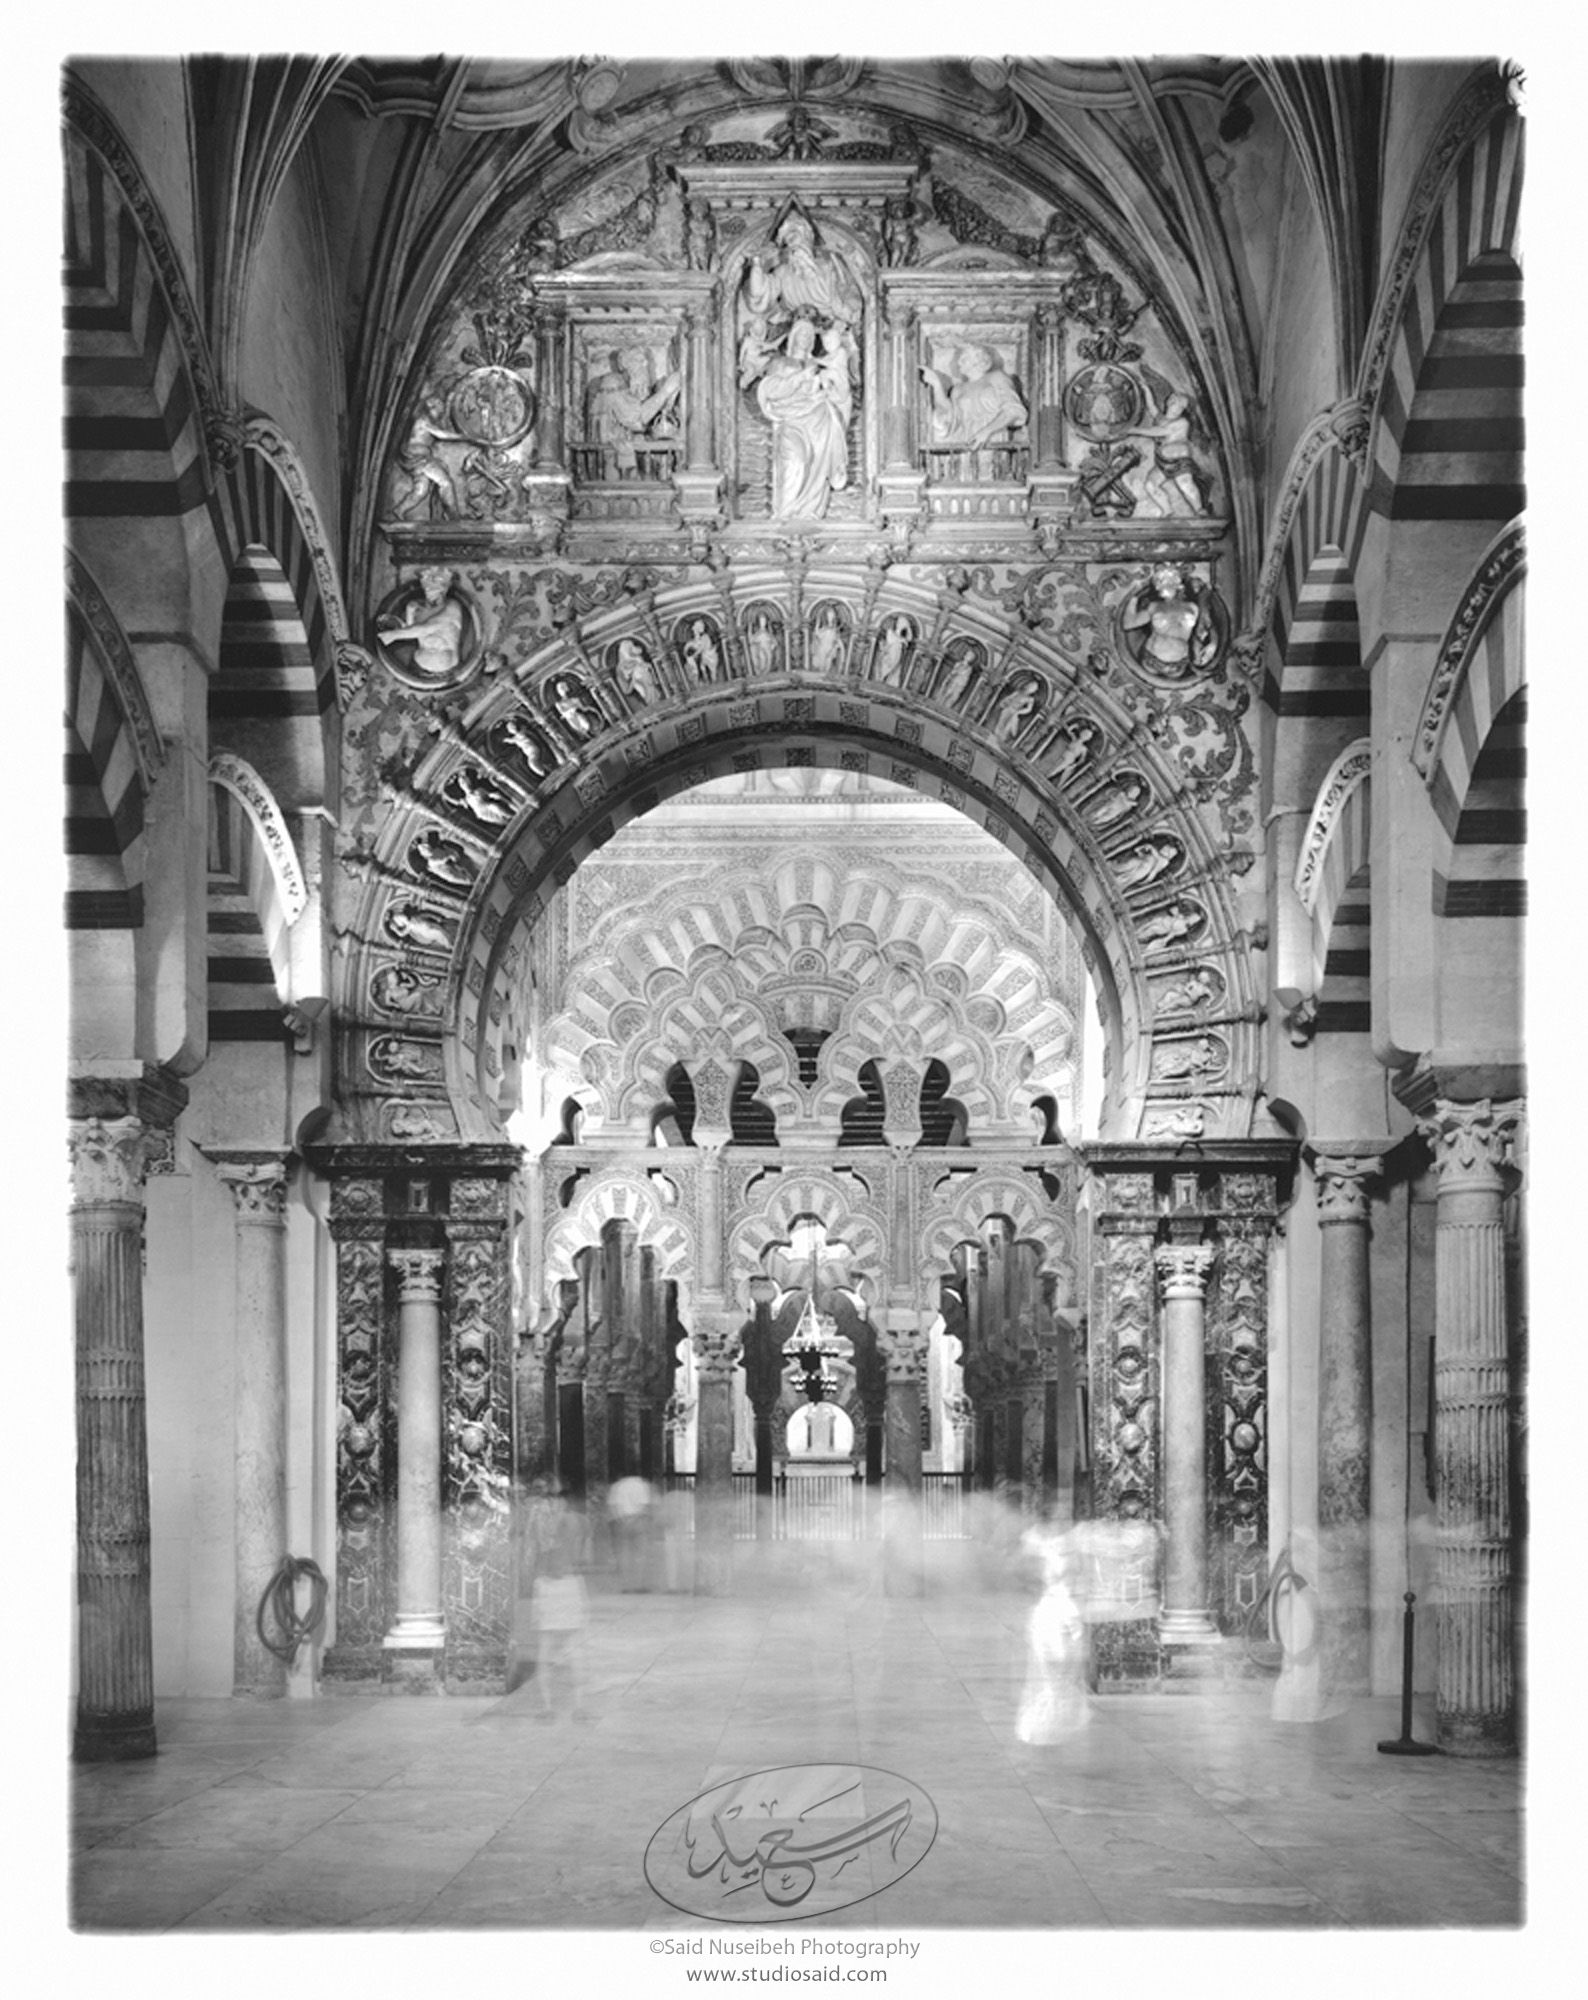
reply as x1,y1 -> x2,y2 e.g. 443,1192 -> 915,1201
256,1555 -> 329,1667
1242,1543 -> 1321,1673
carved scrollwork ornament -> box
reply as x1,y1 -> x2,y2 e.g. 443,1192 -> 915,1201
389,1246 -> 447,1301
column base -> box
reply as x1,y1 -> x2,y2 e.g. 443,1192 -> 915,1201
1437,1710 -> 1517,1758
1089,1619 -> 1164,1691
1158,1608 -> 1221,1644
383,1623 -> 447,1694
73,1710 -> 157,1762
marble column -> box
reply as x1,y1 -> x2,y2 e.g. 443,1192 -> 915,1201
386,1247 -> 447,1683
1155,1242 -> 1220,1647
70,1114 -> 157,1760
1420,1099 -> 1523,1756
692,1312 -> 740,1596
212,1153 -> 293,1697
881,1317 -> 929,1596
1310,1149 -> 1381,1702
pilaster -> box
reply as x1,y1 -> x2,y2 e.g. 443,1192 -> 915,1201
207,1150 -> 293,1698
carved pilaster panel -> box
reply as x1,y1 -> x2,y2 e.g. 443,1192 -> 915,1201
326,1226 -> 389,1682
1207,1219 -> 1270,1635
1089,1226 -> 1159,1523
443,1213 -> 514,1690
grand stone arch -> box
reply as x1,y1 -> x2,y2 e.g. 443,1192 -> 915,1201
335,586 -> 1263,1149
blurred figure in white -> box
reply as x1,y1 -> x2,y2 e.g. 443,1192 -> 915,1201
1016,1522 -> 1091,1743
529,1537 -> 590,1720
608,1473 -> 656,1592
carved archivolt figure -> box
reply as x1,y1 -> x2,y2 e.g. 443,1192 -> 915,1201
372,964 -> 442,1016
1154,1034 -> 1222,1080
1138,901 -> 1202,953
808,604 -> 847,674
872,615 -> 913,685
385,903 -> 455,953
498,711 -> 553,778
991,672 -> 1043,743
613,636 -> 660,705
745,612 -> 781,675
1084,772 -> 1149,829
936,637 -> 984,707
410,828 -> 474,890
681,619 -> 721,682
548,675 -> 600,738
922,344 -> 1028,450
1114,835 -> 1181,891
445,765 -> 515,827
1045,717 -> 1101,785
1155,966 -> 1218,1015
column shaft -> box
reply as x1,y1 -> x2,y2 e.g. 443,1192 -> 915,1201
1313,1153 -> 1379,1699
1157,1244 -> 1218,1644
692,1312 -> 739,1596
72,1116 -> 156,1759
213,1156 -> 292,1696
388,1250 -> 446,1661
1423,1100 -> 1521,1756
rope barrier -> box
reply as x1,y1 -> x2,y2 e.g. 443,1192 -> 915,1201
256,1555 -> 328,1667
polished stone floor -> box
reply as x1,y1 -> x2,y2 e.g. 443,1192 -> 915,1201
71,1583 -> 1522,1934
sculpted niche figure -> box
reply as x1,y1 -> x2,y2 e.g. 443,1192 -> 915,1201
752,315 -> 854,519
584,347 -> 681,478
922,345 -> 1027,451
739,212 -> 862,521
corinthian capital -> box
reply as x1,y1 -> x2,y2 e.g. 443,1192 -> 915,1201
1309,1150 -> 1382,1225
879,1326 -> 930,1385
1419,1099 -> 1525,1189
692,1319 -> 741,1381
389,1246 -> 447,1302
68,1116 -> 150,1207
1154,1242 -> 1215,1301
209,1151 -> 292,1222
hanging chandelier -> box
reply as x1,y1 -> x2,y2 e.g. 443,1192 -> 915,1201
783,1292 -> 846,1403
